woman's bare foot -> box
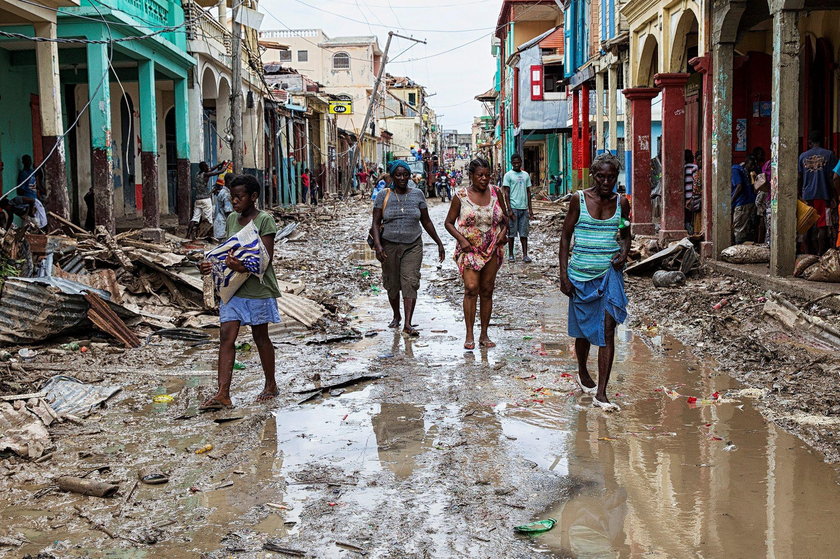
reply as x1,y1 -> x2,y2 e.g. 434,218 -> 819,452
256,384 -> 279,402
200,394 -> 233,410
402,326 -> 420,337
478,336 -> 496,348
388,317 -> 401,328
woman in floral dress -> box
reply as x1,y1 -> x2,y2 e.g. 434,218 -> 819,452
444,157 -> 508,349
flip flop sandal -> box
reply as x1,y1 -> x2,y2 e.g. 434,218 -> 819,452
593,399 -> 620,412
464,342 -> 476,350
199,398 -> 234,411
576,375 -> 597,395
479,340 -> 496,348
402,328 -> 420,338
138,468 -> 169,485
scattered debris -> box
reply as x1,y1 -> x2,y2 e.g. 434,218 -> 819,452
57,476 -> 120,497
720,243 -> 770,264
0,397 -> 57,458
41,375 -> 121,418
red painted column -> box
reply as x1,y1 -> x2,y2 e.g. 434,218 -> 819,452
572,88 -> 580,188
690,55 -> 714,258
654,73 -> 691,242
581,81 -> 591,184
622,87 -> 660,236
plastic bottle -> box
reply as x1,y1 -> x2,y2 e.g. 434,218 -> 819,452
233,361 -> 246,370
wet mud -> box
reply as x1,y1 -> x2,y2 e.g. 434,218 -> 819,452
2,201 -> 840,558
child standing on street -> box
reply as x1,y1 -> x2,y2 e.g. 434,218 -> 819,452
199,174 -> 282,409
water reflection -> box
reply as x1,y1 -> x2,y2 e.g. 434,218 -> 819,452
514,297 -> 840,558
371,403 -> 428,479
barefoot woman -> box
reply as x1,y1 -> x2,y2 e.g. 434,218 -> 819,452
559,154 -> 630,411
371,160 -> 446,336
444,158 -> 508,349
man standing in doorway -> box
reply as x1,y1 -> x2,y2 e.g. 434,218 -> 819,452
503,154 -> 534,263
188,160 -> 228,239
799,130 -> 838,255
731,156 -> 757,244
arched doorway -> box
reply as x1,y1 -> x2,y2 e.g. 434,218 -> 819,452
165,108 -> 178,215
120,95 -> 136,212
802,37 -> 835,150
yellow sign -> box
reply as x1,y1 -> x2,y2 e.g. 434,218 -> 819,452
329,101 -> 353,115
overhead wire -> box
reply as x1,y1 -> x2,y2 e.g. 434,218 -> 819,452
287,0 -> 493,33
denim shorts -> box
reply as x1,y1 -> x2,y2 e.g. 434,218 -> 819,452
219,296 -> 281,326
508,208 -> 530,238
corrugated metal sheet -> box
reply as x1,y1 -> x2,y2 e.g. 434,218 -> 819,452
84,292 -> 141,348
40,375 -> 121,418
0,278 -> 91,345
275,293 -> 326,328
0,277 -> 135,345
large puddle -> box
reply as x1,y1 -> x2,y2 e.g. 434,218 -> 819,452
274,219 -> 840,557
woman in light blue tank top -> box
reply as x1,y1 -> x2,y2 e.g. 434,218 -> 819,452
559,154 -> 630,412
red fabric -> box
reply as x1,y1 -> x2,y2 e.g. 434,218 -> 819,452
809,199 -> 828,228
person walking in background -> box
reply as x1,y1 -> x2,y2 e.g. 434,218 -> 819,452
558,153 -> 630,412
17,155 -> 41,200
444,158 -> 508,350
683,150 -> 699,234
301,168 -> 311,204
371,160 -> 446,337
188,160 -> 228,239
503,154 -> 534,262
731,156 -> 758,244
212,174 -> 233,240
799,131 -> 838,255
689,150 -> 703,235
371,172 -> 391,200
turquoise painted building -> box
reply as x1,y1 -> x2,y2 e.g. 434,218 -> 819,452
0,0 -> 194,231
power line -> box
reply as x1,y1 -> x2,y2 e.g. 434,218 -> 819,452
287,0 -> 493,33
0,22 -> 188,43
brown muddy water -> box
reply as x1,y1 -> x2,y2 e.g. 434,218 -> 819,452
3,203 -> 840,558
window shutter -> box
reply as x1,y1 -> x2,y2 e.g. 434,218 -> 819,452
530,65 -> 543,101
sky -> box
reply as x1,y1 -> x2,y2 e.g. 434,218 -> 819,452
259,0 -> 502,133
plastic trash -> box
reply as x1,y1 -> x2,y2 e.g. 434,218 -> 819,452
514,518 -> 556,534
712,298 -> 729,310
18,348 -> 37,360
60,342 -> 81,351
152,394 -> 174,404
233,361 -> 246,370
195,444 -> 213,454
652,270 -> 686,288
235,342 -> 252,352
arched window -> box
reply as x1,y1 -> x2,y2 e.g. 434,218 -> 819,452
333,52 -> 350,70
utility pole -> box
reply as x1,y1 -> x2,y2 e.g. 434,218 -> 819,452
230,0 -> 244,172
347,31 -> 425,195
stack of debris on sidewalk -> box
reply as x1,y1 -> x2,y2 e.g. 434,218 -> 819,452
0,207 -> 334,352
626,237 -> 701,287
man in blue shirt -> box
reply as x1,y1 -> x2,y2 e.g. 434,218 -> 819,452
799,131 -> 838,254
17,155 -> 40,200
503,154 -> 534,262
731,156 -> 758,244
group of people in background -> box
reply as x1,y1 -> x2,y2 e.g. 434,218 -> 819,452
730,130 -> 840,256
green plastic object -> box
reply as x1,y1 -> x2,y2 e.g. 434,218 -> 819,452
233,361 -> 246,370
236,342 -> 252,352
513,518 -> 557,534
618,218 -> 631,229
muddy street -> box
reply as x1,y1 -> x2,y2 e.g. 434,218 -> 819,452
2,201 -> 840,558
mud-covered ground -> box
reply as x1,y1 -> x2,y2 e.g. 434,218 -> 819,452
3,198 -> 840,558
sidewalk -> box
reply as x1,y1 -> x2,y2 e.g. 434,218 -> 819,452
707,260 -> 840,310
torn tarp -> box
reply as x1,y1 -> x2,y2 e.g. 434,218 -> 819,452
41,375 -> 121,418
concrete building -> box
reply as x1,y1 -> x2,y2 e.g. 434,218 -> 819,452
0,0 -> 78,222
377,74 -> 432,161
494,0 -> 565,191
260,29 -> 383,174
184,1 -> 266,221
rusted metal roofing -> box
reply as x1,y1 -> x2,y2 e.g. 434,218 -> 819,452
0,277 -> 135,346
84,292 -> 141,348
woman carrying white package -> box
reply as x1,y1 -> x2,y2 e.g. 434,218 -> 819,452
199,174 -> 281,409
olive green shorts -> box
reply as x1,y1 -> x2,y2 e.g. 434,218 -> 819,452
381,238 -> 423,299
